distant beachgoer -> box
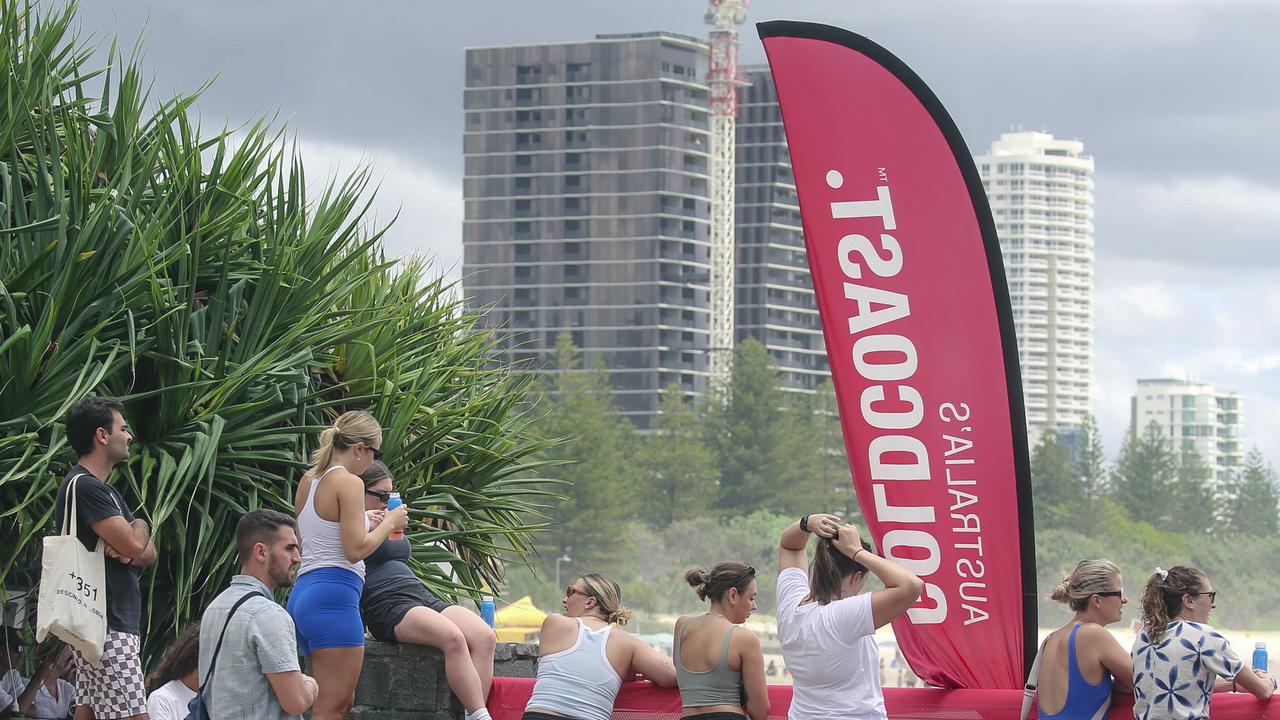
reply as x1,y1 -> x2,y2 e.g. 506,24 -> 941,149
1032,559 -> 1134,720
524,573 -> 675,720
144,623 -> 199,720
1131,565 -> 1275,719
288,410 -> 407,720
674,562 -> 769,720
360,461 -> 496,720
776,513 -> 923,720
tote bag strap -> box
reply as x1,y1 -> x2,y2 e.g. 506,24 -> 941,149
1020,635 -> 1049,720
62,473 -> 87,537
199,592 -> 267,693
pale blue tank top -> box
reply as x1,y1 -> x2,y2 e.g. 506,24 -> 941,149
526,619 -> 622,720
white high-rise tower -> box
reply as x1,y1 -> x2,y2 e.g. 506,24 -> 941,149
977,131 -> 1095,437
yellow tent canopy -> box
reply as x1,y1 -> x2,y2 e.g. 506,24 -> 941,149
494,595 -> 548,642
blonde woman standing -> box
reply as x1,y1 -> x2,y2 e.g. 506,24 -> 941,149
1131,565 -> 1274,719
524,573 -> 675,720
1032,560 -> 1133,720
674,562 -> 769,720
288,410 -> 408,720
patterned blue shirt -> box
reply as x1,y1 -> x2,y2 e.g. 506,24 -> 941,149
1131,621 -> 1243,720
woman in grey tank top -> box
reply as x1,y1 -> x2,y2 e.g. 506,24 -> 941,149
674,562 -> 769,720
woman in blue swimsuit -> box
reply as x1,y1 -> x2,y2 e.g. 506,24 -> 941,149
1034,559 -> 1133,720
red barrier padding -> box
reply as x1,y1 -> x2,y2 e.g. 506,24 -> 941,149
489,677 -> 1279,720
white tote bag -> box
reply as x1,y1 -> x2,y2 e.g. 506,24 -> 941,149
36,473 -> 108,666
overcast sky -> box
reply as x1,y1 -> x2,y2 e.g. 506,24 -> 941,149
76,0 -> 1280,470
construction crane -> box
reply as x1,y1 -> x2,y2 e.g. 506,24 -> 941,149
705,0 -> 747,390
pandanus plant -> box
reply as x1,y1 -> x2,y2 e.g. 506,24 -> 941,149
0,0 -> 560,663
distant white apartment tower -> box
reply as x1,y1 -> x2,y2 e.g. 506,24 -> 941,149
977,131 -> 1095,437
1130,378 -> 1244,484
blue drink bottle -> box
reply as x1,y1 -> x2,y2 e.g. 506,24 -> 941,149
1253,642 -> 1268,673
481,596 -> 496,628
386,492 -> 404,540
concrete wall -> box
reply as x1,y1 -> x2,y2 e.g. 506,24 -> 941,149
348,641 -> 538,720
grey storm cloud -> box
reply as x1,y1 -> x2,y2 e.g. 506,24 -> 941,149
71,0 -> 1280,460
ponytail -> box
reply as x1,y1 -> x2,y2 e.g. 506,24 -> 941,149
810,534 -> 872,605
577,572 -> 632,626
1139,565 -> 1207,641
1049,559 -> 1120,612
307,410 -> 381,478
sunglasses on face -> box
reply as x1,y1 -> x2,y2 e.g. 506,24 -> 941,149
1096,591 -> 1124,598
565,586 -> 591,600
365,490 -> 391,503
371,446 -> 383,461
1191,591 -> 1217,603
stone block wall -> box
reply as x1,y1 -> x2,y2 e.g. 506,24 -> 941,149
347,641 -> 538,720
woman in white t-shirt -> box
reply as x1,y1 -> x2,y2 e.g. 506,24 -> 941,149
775,514 -> 923,720
144,623 -> 201,720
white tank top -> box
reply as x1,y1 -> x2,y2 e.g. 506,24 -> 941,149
297,465 -> 365,580
526,619 -> 622,720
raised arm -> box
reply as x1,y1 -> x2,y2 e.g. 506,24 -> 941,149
778,513 -> 841,572
334,472 -> 407,562
832,524 -> 923,628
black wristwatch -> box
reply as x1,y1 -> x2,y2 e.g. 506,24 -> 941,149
800,515 -> 811,533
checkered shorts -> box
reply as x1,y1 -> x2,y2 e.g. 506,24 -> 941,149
73,631 -> 147,718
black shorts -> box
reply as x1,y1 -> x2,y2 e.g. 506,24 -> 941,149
362,583 -> 453,642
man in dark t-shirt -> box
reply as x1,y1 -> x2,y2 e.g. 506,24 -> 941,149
52,397 -> 155,720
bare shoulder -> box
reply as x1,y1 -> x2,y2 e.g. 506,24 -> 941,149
541,612 -> 576,630
1077,622 -> 1122,645
732,625 -> 762,650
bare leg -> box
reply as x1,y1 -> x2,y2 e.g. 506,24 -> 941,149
309,646 -> 363,720
394,606 -> 486,711
74,707 -> 95,720
442,605 -> 497,700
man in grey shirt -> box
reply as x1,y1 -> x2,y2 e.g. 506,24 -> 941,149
199,509 -> 318,720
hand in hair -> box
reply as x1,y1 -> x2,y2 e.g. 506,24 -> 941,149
831,524 -> 864,559
807,513 -> 842,539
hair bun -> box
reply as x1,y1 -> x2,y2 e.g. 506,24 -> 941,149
609,606 -> 633,626
683,567 -> 710,600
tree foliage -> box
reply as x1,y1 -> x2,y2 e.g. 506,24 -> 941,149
531,335 -> 637,572
0,0 -> 556,662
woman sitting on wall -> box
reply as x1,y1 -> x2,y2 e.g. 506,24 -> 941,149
360,461 -> 497,720
674,562 -> 769,720
1132,565 -> 1274,719
523,573 -> 676,720
776,513 -> 922,720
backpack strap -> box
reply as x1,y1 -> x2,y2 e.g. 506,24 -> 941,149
199,591 -> 267,692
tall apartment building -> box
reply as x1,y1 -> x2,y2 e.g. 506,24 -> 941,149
735,67 -> 829,392
976,131 -> 1095,437
1130,378 -> 1244,484
462,33 -> 714,428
